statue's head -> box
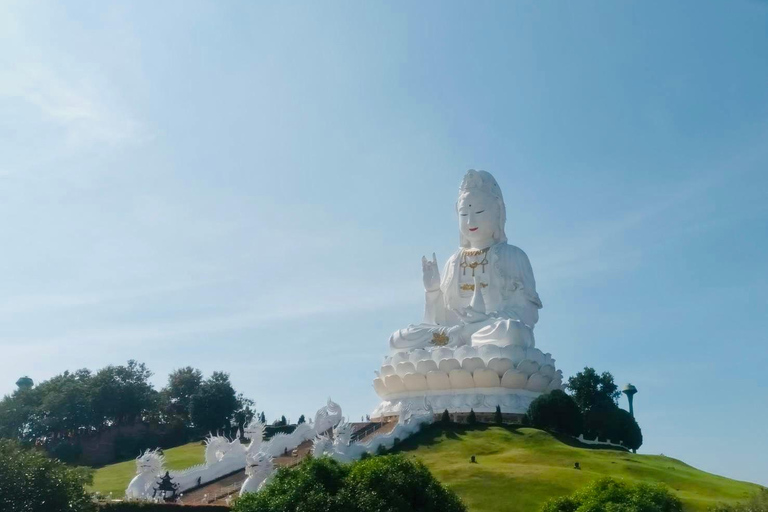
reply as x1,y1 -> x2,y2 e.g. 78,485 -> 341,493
457,170 -> 507,248
314,397 -> 342,435
136,449 -> 165,475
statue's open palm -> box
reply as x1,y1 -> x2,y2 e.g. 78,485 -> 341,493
422,253 -> 440,292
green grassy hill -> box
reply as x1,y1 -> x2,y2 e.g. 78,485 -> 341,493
89,442 -> 205,498
394,425 -> 763,512
89,426 -> 763,511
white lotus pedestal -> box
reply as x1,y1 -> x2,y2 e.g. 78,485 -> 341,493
371,343 -> 565,421
371,169 -> 564,422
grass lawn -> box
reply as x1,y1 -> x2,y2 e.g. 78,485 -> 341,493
394,425 -> 764,512
89,442 -> 206,498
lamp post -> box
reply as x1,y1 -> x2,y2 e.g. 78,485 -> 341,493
622,384 -> 637,418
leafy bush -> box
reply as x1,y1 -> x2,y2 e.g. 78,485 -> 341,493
233,456 -> 349,511
342,454 -> 466,512
540,477 -> 682,512
584,402 -> 643,450
561,366 -> 644,450
0,438 -> 95,512
525,390 -> 583,437
232,454 -> 466,512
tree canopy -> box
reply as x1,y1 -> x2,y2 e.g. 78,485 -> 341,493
526,367 -> 643,450
232,454 -> 466,512
0,361 -> 256,464
189,371 -> 240,434
526,390 -> 583,437
161,366 -> 203,425
584,401 -> 643,450
566,367 -> 621,413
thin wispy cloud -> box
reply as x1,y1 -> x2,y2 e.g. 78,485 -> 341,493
0,3 -> 146,176
535,134 -> 768,284
0,64 -> 144,159
0,279 -> 420,350
0,279 -> 234,317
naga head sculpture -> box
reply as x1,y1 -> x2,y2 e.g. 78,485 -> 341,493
314,397 -> 342,435
204,435 -> 235,464
333,421 -> 354,447
135,449 -> 165,475
244,419 -> 266,452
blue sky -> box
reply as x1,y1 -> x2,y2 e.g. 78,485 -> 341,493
1,0 -> 767,486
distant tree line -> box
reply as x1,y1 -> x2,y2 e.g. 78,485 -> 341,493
525,366 -> 643,451
0,361 -> 257,464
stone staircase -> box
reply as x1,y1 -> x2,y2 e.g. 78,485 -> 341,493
180,421 -> 396,506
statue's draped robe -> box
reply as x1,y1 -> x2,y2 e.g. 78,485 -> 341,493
390,242 -> 542,351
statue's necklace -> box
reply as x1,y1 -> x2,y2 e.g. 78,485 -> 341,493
460,247 -> 489,277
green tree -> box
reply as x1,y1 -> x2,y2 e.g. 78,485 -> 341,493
297,414 -> 306,424
36,370 -> 94,438
90,360 -> 158,426
233,456 -> 350,512
161,367 -> 203,426
342,454 -> 467,512
541,477 -> 682,512
441,409 -> 451,424
467,409 -> 477,425
526,390 -> 583,437
566,367 -> 620,413
190,371 -> 239,433
232,454 -> 466,512
0,383 -> 41,441
0,439 -> 95,512
494,405 -> 503,425
0,369 -> 95,443
584,402 -> 642,450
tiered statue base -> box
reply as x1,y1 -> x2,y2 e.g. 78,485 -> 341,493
372,389 -> 541,419
371,344 -> 565,420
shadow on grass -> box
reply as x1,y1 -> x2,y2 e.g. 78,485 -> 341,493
392,423 -> 629,457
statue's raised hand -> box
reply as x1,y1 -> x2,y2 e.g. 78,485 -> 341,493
422,253 -> 441,292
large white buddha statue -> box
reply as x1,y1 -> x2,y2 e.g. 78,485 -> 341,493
372,170 -> 563,419
391,169 -> 542,352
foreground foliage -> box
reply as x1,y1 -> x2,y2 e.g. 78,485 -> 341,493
232,454 -> 466,512
0,438 -> 95,512
540,477 -> 683,512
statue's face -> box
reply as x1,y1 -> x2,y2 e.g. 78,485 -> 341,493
458,191 -> 496,247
